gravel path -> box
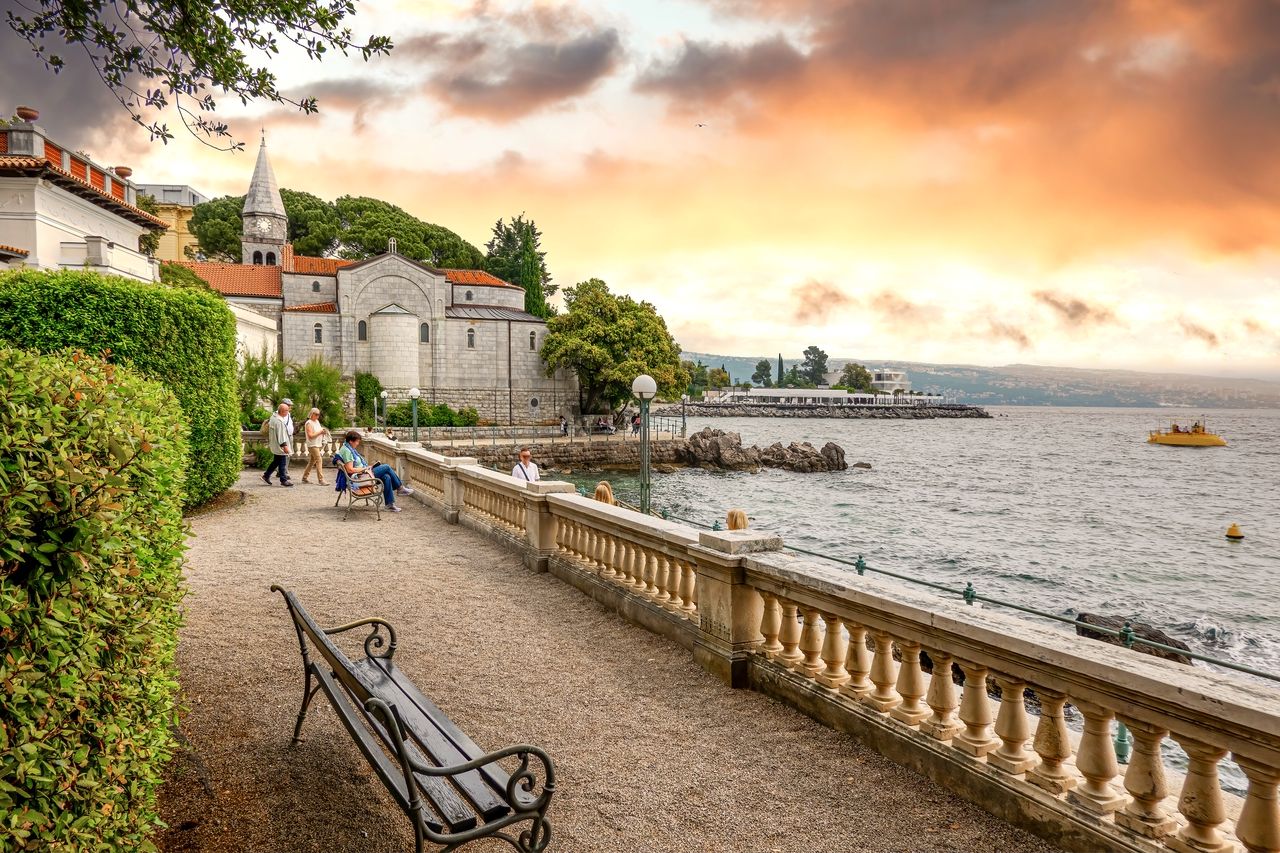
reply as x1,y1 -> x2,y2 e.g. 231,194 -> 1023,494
158,470 -> 1063,853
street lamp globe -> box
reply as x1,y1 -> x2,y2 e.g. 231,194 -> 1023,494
632,374 -> 657,401
379,390 -> 388,400
408,387 -> 421,400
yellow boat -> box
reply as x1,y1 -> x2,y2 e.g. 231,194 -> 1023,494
1148,420 -> 1227,447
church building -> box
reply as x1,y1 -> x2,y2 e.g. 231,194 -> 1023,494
180,139 -> 577,425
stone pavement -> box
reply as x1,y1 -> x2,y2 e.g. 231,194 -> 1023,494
158,470 -> 1063,853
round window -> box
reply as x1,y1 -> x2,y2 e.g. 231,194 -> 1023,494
529,397 -> 540,408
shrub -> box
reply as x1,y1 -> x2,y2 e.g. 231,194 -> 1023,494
281,356 -> 347,426
355,372 -> 383,422
245,442 -> 274,468
0,348 -> 188,851
0,269 -> 240,506
383,400 -> 478,428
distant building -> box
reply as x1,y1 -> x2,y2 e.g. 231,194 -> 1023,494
872,368 -> 911,393
177,137 -> 577,424
0,106 -> 167,281
135,183 -> 208,262
704,387 -> 944,406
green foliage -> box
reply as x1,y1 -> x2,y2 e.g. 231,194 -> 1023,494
0,347 -> 187,850
188,195 -> 246,261
777,353 -> 784,386
158,261 -> 211,291
751,358 -> 773,387
281,356 -> 347,426
384,400 -> 479,427
484,214 -> 555,317
0,269 -> 240,506
135,194 -> 162,256
541,278 -> 688,415
708,367 -> 730,388
836,362 -> 875,393
801,345 -> 829,385
235,347 -> 287,427
245,442 -> 274,468
683,359 -> 708,397
354,372 -> 383,422
280,189 -> 342,257
5,1 -> 390,149
335,196 -> 485,267
779,365 -> 815,388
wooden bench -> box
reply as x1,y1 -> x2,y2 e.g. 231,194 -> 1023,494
332,453 -> 384,520
272,586 -> 556,852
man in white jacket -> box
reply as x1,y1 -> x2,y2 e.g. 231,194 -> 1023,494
262,402 -> 294,487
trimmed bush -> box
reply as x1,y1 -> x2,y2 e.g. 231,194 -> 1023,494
385,400 -> 480,427
0,269 -> 240,506
0,348 -> 188,850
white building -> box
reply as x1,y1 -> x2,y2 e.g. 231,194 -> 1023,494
704,387 -> 944,406
872,368 -> 911,393
0,108 -> 166,280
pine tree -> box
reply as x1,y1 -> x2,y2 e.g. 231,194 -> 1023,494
484,214 -> 555,317
777,353 -> 785,386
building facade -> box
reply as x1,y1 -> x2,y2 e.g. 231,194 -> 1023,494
135,183 -> 208,261
180,139 -> 577,424
0,108 -> 166,279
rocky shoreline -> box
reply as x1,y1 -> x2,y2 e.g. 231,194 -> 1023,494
653,403 -> 991,419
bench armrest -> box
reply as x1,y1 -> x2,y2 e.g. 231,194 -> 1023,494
365,698 -> 555,812
323,617 -> 397,660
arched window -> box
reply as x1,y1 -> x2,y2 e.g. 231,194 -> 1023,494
312,281 -> 320,292
313,323 -> 323,344
357,320 -> 367,341
265,251 -> 276,266
466,328 -> 475,349
252,250 -> 263,265
465,290 -> 473,302
529,331 -> 536,351
419,323 -> 430,343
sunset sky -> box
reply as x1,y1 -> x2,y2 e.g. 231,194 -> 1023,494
6,0 -> 1280,377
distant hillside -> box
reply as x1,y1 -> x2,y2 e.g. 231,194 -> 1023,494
681,353 -> 1280,408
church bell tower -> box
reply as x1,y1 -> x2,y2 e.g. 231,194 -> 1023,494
241,132 -> 287,266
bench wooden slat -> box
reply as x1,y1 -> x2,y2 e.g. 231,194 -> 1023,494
350,658 -> 510,822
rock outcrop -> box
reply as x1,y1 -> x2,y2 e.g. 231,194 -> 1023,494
1075,613 -> 1194,666
679,428 -> 848,472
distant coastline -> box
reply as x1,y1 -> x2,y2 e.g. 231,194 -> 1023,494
652,403 -> 991,419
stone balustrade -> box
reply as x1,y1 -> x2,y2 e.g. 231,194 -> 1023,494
356,434 -> 1280,853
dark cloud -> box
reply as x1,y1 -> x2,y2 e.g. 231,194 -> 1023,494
400,8 -> 623,122
1033,291 -> 1117,326
636,36 -> 805,103
281,79 -> 405,132
1179,318 -> 1220,348
986,320 -> 1032,349
790,279 -> 851,323
871,291 -> 941,325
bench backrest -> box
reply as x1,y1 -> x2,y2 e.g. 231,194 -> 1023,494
272,586 -> 379,705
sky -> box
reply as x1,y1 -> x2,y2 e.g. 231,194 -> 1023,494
4,0 -> 1280,378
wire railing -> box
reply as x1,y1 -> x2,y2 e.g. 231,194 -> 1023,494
656,508 -> 1279,685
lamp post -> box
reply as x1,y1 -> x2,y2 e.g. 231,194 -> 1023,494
632,374 -> 657,515
409,387 -> 421,442
680,393 -> 689,438
378,389 -> 388,430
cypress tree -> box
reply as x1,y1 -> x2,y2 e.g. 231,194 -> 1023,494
777,353 -> 784,386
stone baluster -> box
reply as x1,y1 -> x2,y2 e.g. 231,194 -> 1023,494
797,607 -> 824,678
680,560 -> 697,618
1067,701 -> 1126,815
863,630 -> 901,713
840,623 -> 872,700
633,545 -> 651,594
643,549 -> 660,598
954,661 -> 997,757
1027,689 -> 1077,794
611,539 -> 629,585
554,517 -> 569,555
777,600 -> 804,669
988,676 -> 1035,774
1167,735 -> 1233,853
1114,719 -> 1176,838
815,614 -> 849,690
1234,755 -> 1280,853
600,530 -> 619,577
563,519 -> 578,559
920,649 -> 962,741
890,640 -> 928,726
653,553 -> 672,606
662,557 -> 683,612
758,594 -> 783,659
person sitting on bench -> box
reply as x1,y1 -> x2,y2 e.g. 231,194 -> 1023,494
336,430 -> 413,513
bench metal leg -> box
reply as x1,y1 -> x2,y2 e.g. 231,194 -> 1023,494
292,666 -> 321,745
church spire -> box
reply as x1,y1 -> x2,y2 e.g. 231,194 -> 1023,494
242,134 -> 286,219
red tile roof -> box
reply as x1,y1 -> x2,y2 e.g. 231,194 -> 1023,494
0,243 -> 29,257
0,154 -> 168,229
443,268 -> 520,289
282,301 -> 338,313
175,261 -> 282,297
292,255 -> 356,275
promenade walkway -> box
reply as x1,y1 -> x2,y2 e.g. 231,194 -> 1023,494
159,471 -> 1062,853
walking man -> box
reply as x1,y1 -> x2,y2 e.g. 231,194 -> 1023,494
511,447 -> 540,483
262,402 -> 294,486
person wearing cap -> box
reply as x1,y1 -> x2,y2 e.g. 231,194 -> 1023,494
281,397 -> 296,439
262,401 -> 294,486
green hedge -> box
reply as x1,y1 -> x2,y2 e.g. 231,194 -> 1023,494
385,400 -> 480,427
0,269 -> 240,506
0,348 -> 188,850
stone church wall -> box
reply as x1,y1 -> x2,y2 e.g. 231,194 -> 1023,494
281,312 -> 341,365
282,272 -> 337,306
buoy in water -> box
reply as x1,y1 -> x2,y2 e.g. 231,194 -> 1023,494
1226,523 -> 1244,541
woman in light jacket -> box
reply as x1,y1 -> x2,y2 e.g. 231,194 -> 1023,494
301,408 -> 330,485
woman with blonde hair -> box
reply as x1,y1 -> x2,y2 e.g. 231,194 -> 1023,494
301,407 -> 329,485
726,508 -> 749,530
593,481 -> 616,505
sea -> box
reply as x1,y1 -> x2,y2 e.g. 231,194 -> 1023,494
568,407 -> 1280,681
